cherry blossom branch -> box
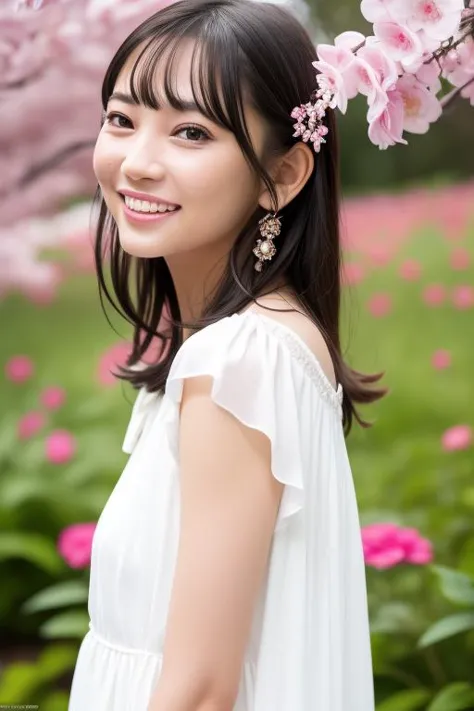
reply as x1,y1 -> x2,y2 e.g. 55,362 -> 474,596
441,75 -> 474,107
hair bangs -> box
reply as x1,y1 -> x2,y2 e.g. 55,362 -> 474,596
104,21 -> 251,145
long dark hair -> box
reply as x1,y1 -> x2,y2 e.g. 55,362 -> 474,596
94,0 -> 387,435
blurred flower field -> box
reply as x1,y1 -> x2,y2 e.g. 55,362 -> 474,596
0,180 -> 473,710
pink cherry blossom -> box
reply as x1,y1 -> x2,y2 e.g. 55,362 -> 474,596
397,73 -> 443,132
368,89 -> 408,148
441,424 -> 472,451
45,429 -> 76,464
450,247 -> 470,270
361,0 -> 401,23
4,355 -> 34,383
40,386 -> 66,410
313,45 -> 357,114
416,58 -> 443,91
334,31 -> 367,51
347,45 -> 399,121
452,285 -> 474,309
362,523 -> 433,569
57,522 -> 96,569
373,21 -> 424,68
368,292 -> 393,316
401,0 -> 466,42
431,349 -> 451,369
399,258 -> 422,280
17,411 -> 46,440
422,283 -> 446,305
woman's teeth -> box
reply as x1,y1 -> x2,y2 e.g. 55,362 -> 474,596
124,196 -> 179,213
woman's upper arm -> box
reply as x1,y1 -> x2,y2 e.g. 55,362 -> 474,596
150,374 -> 284,709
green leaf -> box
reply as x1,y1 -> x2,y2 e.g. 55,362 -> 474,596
0,661 -> 40,702
376,688 -> 432,711
21,579 -> 89,614
35,642 -> 79,682
431,565 -> 474,606
370,602 -> 417,635
40,690 -> 70,711
418,612 -> 474,648
0,532 -> 63,574
39,610 -> 90,640
428,683 -> 474,711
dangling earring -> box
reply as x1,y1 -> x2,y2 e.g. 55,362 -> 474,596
253,211 -> 282,272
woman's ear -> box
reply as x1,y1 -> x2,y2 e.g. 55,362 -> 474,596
259,142 -> 314,212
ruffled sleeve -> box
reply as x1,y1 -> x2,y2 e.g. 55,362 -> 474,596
165,313 -> 305,533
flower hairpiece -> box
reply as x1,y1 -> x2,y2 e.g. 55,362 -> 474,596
290,74 -> 336,153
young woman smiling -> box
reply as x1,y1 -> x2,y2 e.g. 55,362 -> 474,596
68,0 -> 386,709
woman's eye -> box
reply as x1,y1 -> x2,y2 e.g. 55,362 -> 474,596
105,112 -> 133,129
175,125 -> 210,143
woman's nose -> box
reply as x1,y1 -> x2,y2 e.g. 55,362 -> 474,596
120,141 -> 165,182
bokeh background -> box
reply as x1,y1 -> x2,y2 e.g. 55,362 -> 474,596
0,0 -> 473,709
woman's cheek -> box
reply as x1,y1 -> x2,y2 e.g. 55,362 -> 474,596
92,135 -> 116,186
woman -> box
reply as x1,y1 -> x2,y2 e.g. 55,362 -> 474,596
68,0 -> 386,708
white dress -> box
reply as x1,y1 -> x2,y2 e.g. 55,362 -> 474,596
68,309 -> 374,711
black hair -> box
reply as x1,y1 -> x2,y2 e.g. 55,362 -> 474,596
94,0 -> 387,434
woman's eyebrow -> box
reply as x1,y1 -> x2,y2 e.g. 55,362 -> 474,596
108,91 -> 201,113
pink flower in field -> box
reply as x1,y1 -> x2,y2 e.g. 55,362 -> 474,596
450,248 -> 470,270
97,341 -> 132,387
362,523 -> 433,569
452,285 -> 474,310
57,523 -> 96,569
45,430 -> 76,464
431,349 -> 451,370
5,355 -> 34,383
342,262 -> 365,285
368,292 -> 392,317
441,424 -> 472,452
422,283 -> 446,306
17,411 -> 46,440
40,386 -> 66,410
399,258 -> 421,280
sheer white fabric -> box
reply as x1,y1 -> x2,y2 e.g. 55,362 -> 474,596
68,310 -> 374,710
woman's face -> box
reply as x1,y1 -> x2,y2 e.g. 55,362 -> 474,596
93,39 -> 267,261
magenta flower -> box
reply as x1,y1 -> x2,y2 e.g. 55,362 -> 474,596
441,424 -> 472,452
450,248 -> 470,271
18,411 -> 46,440
40,386 -> 66,410
431,349 -> 451,370
422,283 -> 446,306
5,355 -> 34,383
452,285 -> 474,310
362,523 -> 433,569
57,523 -> 96,569
97,341 -> 132,387
399,258 -> 421,280
342,262 -> 365,285
45,430 -> 76,464
368,292 -> 393,317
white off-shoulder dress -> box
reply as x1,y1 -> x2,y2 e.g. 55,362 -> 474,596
68,309 -> 374,711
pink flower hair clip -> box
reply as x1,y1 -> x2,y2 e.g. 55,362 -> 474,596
291,75 -> 336,153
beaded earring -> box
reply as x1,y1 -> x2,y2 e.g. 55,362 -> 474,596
253,211 -> 282,272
